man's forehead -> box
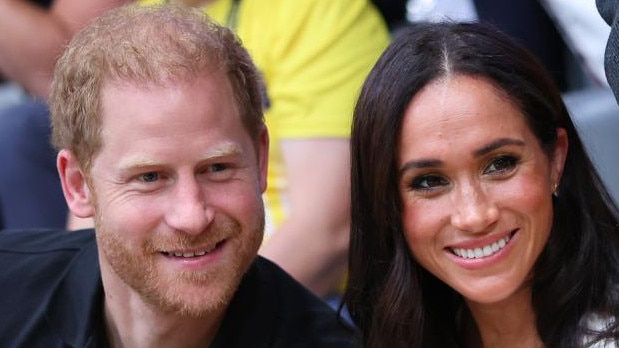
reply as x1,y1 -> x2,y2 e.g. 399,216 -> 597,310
98,69 -> 236,116
115,141 -> 244,170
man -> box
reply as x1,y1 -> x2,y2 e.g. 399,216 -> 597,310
1,0 -> 390,301
0,4 -> 355,346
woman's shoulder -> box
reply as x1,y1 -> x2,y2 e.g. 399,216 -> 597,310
584,313 -> 619,347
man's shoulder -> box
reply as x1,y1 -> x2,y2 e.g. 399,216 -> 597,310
0,229 -> 101,346
215,256 -> 358,347
0,228 -> 97,292
256,257 -> 358,346
0,228 -> 95,253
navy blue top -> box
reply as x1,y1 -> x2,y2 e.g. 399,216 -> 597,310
598,0 -> 619,104
0,229 -> 357,347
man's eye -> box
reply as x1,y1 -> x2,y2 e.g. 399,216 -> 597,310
484,156 -> 518,175
411,175 -> 448,190
209,163 -> 228,173
139,172 -> 159,182
200,163 -> 235,182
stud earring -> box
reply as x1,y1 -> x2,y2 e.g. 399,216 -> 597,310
552,182 -> 559,197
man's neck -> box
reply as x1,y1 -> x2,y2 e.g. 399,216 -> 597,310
103,291 -> 225,348
100,261 -> 225,348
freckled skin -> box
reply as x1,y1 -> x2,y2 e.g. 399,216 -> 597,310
397,75 -> 567,306
86,72 -> 268,317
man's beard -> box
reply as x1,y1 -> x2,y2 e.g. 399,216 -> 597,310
96,214 -> 264,318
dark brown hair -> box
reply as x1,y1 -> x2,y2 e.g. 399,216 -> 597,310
344,21 -> 619,347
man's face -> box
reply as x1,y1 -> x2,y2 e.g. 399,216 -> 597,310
88,71 -> 267,317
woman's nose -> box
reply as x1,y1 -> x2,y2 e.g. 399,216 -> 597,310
450,181 -> 499,233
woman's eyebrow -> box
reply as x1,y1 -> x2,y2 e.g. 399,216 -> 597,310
399,158 -> 443,176
398,138 -> 525,176
473,138 -> 525,158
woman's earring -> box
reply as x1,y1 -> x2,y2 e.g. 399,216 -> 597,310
552,182 -> 559,197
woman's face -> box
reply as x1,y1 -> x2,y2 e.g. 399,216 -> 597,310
397,75 -> 567,305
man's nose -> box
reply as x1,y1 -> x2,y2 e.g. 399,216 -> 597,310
165,177 -> 213,235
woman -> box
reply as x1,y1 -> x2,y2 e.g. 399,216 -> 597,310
344,21 -> 619,347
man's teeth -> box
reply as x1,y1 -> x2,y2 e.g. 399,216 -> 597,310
165,246 -> 216,258
174,251 -> 207,258
450,235 -> 511,259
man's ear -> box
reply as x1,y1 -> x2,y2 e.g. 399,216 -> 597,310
257,126 -> 269,194
57,149 -> 95,218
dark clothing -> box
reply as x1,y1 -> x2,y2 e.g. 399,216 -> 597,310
0,229 -> 357,347
473,0 -> 568,91
597,0 -> 619,104
370,0 -> 408,31
0,99 -> 67,229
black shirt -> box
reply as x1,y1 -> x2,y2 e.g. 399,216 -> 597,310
0,229 -> 357,347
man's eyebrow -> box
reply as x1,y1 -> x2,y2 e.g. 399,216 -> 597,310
473,138 -> 525,157
202,142 -> 243,160
119,143 -> 243,171
119,157 -> 161,171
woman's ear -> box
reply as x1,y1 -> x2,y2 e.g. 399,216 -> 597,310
551,128 -> 569,187
57,149 -> 95,218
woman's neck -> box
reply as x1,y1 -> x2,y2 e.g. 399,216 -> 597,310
464,287 -> 543,348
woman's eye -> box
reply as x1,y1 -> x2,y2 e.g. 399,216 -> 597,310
411,175 -> 448,190
484,156 -> 518,175
138,172 -> 159,182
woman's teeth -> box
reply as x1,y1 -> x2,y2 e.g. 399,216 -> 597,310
450,234 -> 511,259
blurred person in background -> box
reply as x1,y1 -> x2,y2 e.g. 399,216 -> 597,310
598,0 -> 619,104
0,0 -> 132,229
